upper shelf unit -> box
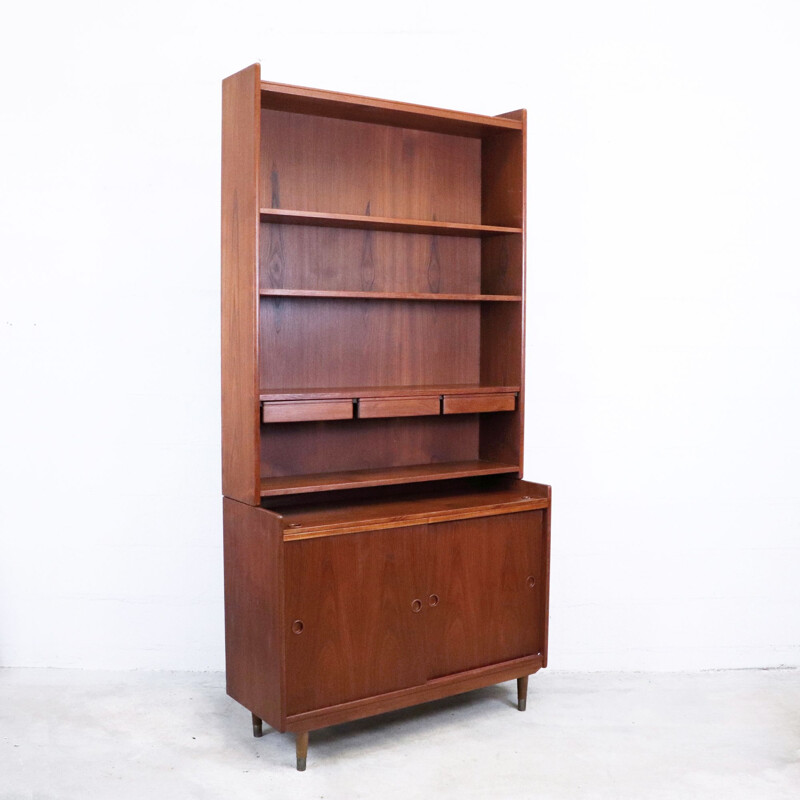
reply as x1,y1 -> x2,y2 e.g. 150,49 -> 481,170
261,80 -> 523,138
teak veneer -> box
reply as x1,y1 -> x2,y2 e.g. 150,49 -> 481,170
221,64 -> 551,771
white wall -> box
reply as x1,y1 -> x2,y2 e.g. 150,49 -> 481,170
1,0 -> 798,671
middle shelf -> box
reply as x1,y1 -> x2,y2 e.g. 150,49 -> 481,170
260,208 -> 522,237
260,288 -> 521,302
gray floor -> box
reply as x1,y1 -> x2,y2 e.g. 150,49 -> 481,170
1,668 -> 798,799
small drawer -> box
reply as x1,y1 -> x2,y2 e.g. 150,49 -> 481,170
442,393 -> 516,414
358,396 -> 441,419
262,399 -> 353,423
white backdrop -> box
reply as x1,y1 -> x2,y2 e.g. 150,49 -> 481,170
1,1 -> 798,671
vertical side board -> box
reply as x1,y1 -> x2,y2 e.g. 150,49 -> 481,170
223,497 -> 285,731
541,486 -> 552,668
222,63 -> 262,504
480,109 -> 527,472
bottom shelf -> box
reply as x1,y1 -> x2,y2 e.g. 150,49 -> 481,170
259,460 -> 519,497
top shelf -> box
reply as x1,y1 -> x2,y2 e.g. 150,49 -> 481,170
260,208 -> 521,237
261,80 -> 523,138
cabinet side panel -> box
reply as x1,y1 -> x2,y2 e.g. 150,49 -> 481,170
542,489 -> 552,668
480,110 -> 526,474
222,64 -> 261,504
223,497 -> 285,730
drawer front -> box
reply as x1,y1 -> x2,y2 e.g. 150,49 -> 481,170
358,396 -> 440,419
442,392 -> 516,414
261,399 -> 353,423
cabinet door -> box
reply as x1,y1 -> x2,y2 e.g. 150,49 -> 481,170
424,511 -> 546,679
284,525 -> 428,714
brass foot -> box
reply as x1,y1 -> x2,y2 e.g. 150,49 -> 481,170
252,712 -> 263,738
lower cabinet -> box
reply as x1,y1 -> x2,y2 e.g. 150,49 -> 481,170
223,492 -> 551,770
284,511 -> 547,715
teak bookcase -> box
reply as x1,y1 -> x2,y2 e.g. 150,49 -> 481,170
221,64 -> 551,771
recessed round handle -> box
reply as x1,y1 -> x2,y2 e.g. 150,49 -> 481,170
291,619 -> 304,634
526,576 -> 536,589
428,594 -> 439,607
411,599 -> 423,613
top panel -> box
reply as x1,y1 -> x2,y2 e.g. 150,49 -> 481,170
261,80 -> 523,138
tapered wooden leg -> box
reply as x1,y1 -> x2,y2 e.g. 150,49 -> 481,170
296,731 -> 309,771
517,675 -> 529,712
252,713 -> 263,738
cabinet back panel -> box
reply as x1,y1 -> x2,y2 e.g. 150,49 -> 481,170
481,234 -> 523,295
260,298 -> 480,388
260,110 -> 481,222
480,303 -> 522,386
260,224 -> 481,294
261,416 -> 479,478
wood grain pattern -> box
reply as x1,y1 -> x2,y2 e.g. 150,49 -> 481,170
261,80 -> 523,138
284,525 -> 429,714
223,498 -> 285,731
261,399 -> 353,423
482,234 -> 523,295
424,511 -> 545,679
261,415 -> 479,480
443,393 -> 516,414
358,396 -> 440,419
260,460 -> 519,497
259,297 -> 480,389
260,110 -> 481,222
221,64 -> 261,504
260,223 -> 480,295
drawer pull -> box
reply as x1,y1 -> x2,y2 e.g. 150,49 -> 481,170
292,620 -> 304,634
428,594 -> 439,607
411,599 -> 423,613
526,576 -> 536,589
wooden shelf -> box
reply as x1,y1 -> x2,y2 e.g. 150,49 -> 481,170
274,481 -> 551,540
261,80 -> 523,138
259,460 -> 520,497
259,288 -> 521,302
260,384 -> 520,402
260,208 -> 522,237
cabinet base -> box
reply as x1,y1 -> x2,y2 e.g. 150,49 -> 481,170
247,668 -> 538,772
